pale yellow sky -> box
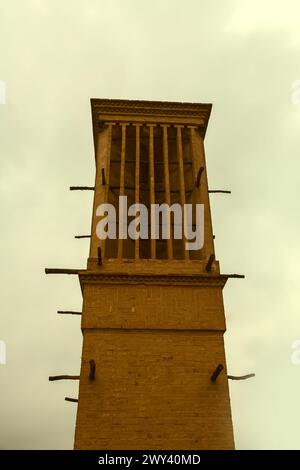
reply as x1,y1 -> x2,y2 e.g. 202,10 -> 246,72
0,0 -> 300,449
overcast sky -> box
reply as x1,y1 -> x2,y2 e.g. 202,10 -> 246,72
0,0 -> 300,449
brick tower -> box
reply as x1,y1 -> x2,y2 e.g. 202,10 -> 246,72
73,99 -> 235,450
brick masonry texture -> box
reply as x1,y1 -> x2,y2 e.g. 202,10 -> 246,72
81,284 -> 226,331
74,330 -> 234,450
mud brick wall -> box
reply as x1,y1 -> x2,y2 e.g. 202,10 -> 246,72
74,329 -> 234,450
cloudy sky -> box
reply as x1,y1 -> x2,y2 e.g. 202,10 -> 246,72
1,0 -> 300,449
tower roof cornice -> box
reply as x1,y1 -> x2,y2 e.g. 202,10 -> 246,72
90,98 -> 212,156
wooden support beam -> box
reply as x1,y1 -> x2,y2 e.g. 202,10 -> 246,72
49,375 -> 80,381
65,397 -> 78,403
69,186 -> 95,191
101,168 -> 106,186
195,166 -> 204,188
208,190 -> 231,194
75,235 -> 91,239
45,268 -> 80,275
225,274 -> 245,279
89,359 -> 96,381
205,254 -> 215,272
97,246 -> 102,266
57,311 -> 82,315
210,364 -> 224,382
228,373 -> 255,381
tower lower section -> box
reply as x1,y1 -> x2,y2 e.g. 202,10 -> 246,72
74,268 -> 234,450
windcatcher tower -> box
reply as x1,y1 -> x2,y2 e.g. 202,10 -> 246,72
74,99 -> 235,449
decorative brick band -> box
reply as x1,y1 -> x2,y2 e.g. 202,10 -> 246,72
91,98 -> 212,119
79,272 -> 227,288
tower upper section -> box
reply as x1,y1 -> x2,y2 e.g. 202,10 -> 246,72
88,99 -> 218,275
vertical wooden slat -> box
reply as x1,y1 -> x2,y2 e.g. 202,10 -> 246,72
89,130 -> 103,260
117,123 -> 127,259
162,125 -> 173,259
134,124 -> 141,259
189,126 -> 198,217
198,130 -> 215,258
176,125 -> 189,260
188,125 -> 203,260
102,123 -> 114,259
189,126 -> 198,190
189,125 -> 215,262
148,124 -> 156,259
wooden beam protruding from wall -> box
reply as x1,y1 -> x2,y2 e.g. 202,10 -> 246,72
89,360 -> 96,381
57,311 -> 82,315
210,364 -> 224,382
69,186 -> 95,191
228,373 -> 255,381
49,375 -> 80,381
45,268 -> 80,275
65,397 -> 78,403
206,254 -> 215,272
195,166 -> 204,188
